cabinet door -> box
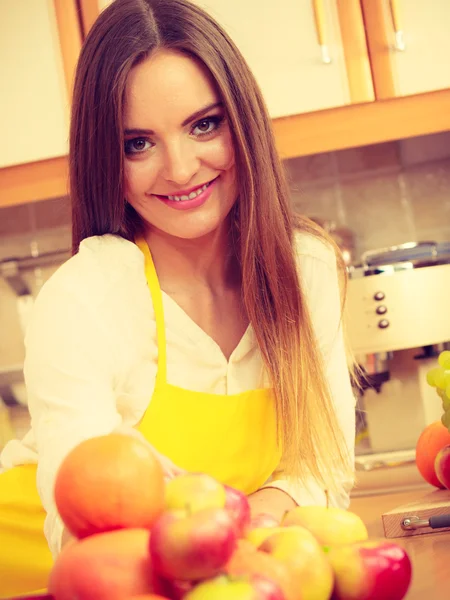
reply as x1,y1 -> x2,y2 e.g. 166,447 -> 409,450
80,0 -> 374,119
362,0 -> 450,99
0,0 -> 71,168
79,0 -> 112,34
192,0 -> 373,118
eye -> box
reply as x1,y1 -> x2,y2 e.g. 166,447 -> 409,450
191,116 -> 224,137
124,138 -> 152,155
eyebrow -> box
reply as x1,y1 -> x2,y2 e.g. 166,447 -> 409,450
124,101 -> 223,136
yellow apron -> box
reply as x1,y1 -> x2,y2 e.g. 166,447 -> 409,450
0,237 -> 281,597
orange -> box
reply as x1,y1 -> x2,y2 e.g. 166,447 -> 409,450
49,529 -> 168,600
54,433 -> 165,538
416,421 -> 450,488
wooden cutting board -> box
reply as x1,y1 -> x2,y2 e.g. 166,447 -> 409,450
382,488 -> 450,538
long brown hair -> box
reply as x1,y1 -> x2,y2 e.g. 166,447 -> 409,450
70,0 -> 354,491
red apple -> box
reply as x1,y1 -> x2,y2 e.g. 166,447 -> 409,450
149,507 -> 237,580
164,579 -> 195,599
48,529 -> 168,600
165,473 -> 226,512
224,485 -> 251,536
327,540 -> 412,600
435,444 -> 450,489
183,574 -> 284,599
259,526 -> 334,600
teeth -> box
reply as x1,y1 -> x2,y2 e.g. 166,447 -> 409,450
167,181 -> 210,202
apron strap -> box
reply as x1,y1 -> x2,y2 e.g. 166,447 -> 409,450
135,237 -> 167,386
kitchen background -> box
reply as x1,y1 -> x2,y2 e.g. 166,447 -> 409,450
2,0 -> 450,496
2,129 -> 450,454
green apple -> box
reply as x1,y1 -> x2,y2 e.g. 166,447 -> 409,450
165,473 -> 226,512
259,526 -> 334,600
184,574 -> 285,599
327,539 -> 412,599
185,576 -> 254,599
281,506 -> 368,546
225,539 -> 296,600
246,526 -> 286,548
149,507 -> 237,581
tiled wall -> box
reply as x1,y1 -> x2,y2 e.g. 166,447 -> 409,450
0,196 -> 71,369
284,130 -> 450,262
0,197 -> 72,446
0,130 -> 450,445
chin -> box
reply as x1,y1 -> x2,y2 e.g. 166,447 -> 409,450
161,220 -> 229,241
150,204 -> 236,242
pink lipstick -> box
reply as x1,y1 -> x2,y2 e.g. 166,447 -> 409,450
153,177 -> 219,211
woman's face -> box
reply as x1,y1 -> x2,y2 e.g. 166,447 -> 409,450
123,50 -> 236,240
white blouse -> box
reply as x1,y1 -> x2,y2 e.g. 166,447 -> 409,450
0,232 -> 356,558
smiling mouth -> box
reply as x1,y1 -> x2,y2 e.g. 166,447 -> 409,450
154,177 -> 218,202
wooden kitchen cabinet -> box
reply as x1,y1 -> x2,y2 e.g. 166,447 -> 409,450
78,0 -> 112,35
0,0 -> 81,169
362,0 -> 450,100
76,0 -> 450,159
0,0 -> 81,207
2,0 -> 450,209
191,0 -> 374,118
79,0 -> 374,118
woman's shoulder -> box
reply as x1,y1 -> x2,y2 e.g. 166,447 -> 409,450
36,234 -> 146,308
293,229 -> 337,269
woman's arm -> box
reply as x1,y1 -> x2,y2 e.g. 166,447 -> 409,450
24,275 -> 126,557
22,263 -> 182,557
248,487 -> 297,522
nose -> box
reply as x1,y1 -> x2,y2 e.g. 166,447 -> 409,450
161,139 -> 200,187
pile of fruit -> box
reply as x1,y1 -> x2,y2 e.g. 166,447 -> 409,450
416,350 -> 450,489
48,433 -> 412,600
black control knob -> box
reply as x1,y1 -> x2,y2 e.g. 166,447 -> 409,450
376,305 -> 388,315
378,319 -> 390,329
374,291 -> 385,301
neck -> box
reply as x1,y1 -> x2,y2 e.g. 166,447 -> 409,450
144,221 -> 240,292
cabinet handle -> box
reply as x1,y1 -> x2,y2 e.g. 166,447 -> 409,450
312,0 -> 331,64
389,0 -> 405,51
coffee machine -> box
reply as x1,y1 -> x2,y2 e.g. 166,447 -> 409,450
345,242 -> 450,456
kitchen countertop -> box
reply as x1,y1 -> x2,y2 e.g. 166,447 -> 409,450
349,488 -> 450,600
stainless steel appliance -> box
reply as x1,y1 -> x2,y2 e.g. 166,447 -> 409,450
345,242 -> 450,494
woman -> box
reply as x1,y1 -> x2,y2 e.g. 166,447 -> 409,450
0,0 -> 356,595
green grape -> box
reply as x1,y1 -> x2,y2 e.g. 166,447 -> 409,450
427,367 -> 442,387
435,368 -> 448,390
443,393 -> 450,412
441,410 -> 450,430
438,351 -> 450,370
437,387 -> 446,399
445,372 -> 450,389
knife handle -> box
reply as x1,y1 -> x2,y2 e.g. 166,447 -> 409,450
402,513 -> 450,530
429,514 -> 450,529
